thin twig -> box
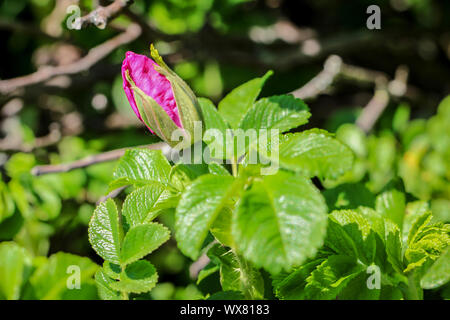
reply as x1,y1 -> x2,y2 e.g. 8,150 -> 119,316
31,142 -> 167,176
0,123 -> 62,152
0,23 -> 141,96
291,55 -> 343,99
355,78 -> 390,133
189,253 -> 211,280
189,240 -> 219,280
74,0 -> 133,30
356,65 -> 409,132
97,186 -> 127,205
291,55 -> 410,132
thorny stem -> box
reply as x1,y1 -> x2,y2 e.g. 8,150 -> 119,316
234,251 -> 263,300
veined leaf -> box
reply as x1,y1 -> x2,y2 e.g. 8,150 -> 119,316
304,255 -> 363,300
122,183 -> 175,228
95,269 -> 121,300
384,220 -> 404,274
88,199 -> 123,264
102,262 -> 121,280
233,171 -> 328,274
218,71 -> 272,128
404,212 -> 450,273
175,174 -> 237,259
109,149 -> 171,190
276,130 -> 354,180
239,95 -> 310,132
110,260 -> 158,294
169,163 -> 209,192
120,223 -> 170,266
326,210 -> 377,265
272,259 -> 324,300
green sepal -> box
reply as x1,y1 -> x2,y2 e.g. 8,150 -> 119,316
125,70 -> 188,148
150,44 -> 203,146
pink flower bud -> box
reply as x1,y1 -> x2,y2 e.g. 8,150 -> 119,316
122,51 -> 181,129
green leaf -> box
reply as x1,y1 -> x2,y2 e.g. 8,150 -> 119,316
199,97 -> 232,160
169,163 -> 208,192
0,242 -> 32,300
336,123 -> 367,158
120,223 -> 170,266
323,183 -> 375,211
376,189 -> 406,229
402,201 -> 429,245
95,269 -> 121,300
122,183 -> 174,228
198,97 -> 229,133
210,207 -> 234,247
102,262 -> 121,280
110,149 -> 171,190
407,211 -> 433,246
239,95 -> 310,132
88,199 -> 123,264
337,267 -> 381,300
109,260 -> 158,294
404,212 -> 450,273
175,174 -> 237,259
304,255 -> 363,300
233,171 -> 328,274
326,210 -> 376,265
218,71 -> 272,128
276,130 -> 354,180
28,253 -> 98,300
420,247 -> 450,289
272,259 -> 324,300
384,220 -> 404,274
197,264 -> 219,285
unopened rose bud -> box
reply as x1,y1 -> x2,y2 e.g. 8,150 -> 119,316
122,45 -> 202,148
